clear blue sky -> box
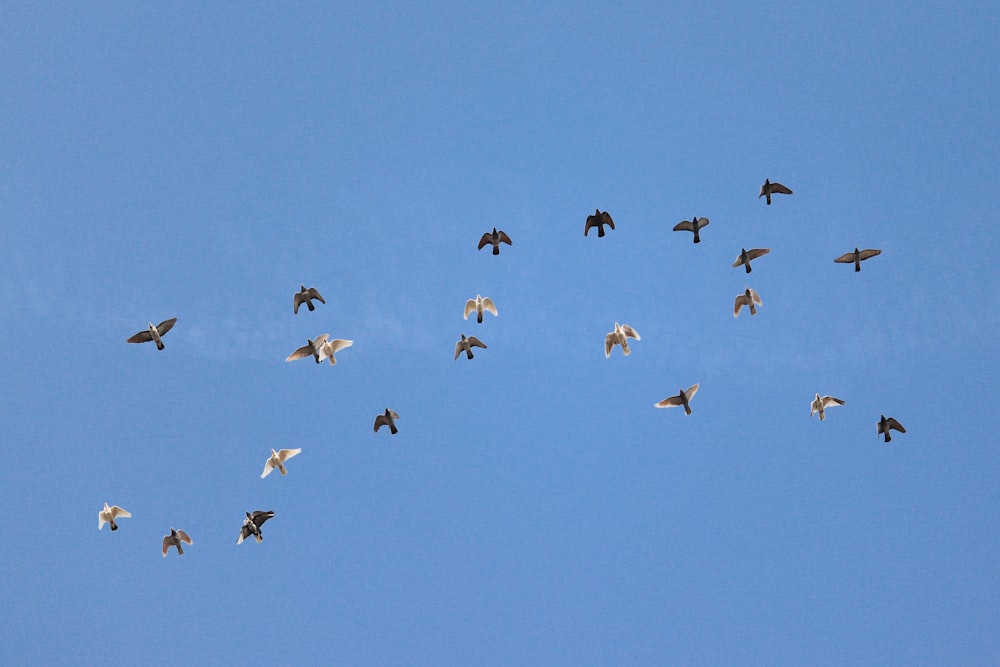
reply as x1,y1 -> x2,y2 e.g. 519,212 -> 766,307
2,3 -> 998,664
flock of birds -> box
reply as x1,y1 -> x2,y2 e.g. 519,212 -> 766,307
101,177 -> 905,556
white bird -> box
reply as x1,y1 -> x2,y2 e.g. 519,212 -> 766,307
237,510 -> 274,544
98,503 -> 131,531
286,334 -> 330,363
811,394 -> 845,421
127,318 -> 177,350
464,294 -> 498,323
673,216 -> 709,244
374,408 -> 400,434
834,247 -> 882,272
261,448 -> 302,478
317,338 -> 353,366
454,333 -> 487,360
759,178 -> 793,205
605,322 -> 641,358
161,528 -> 193,557
733,287 -> 763,317
654,384 -> 700,414
293,285 -> 325,313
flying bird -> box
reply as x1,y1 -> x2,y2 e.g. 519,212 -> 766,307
127,318 -> 177,350
293,285 -> 325,314
98,503 -> 131,531
161,528 -> 193,557
464,294 -> 498,323
877,415 -> 906,443
673,216 -> 709,244
834,247 -> 882,272
605,322 -> 641,358
733,287 -> 763,317
454,333 -> 487,360
286,334 -> 330,363
811,394 -> 845,421
585,209 -> 615,237
478,227 -> 513,255
261,448 -> 302,478
759,178 -> 793,205
237,510 -> 274,544
374,408 -> 400,434
654,384 -> 700,414
732,247 -> 770,274
317,338 -> 353,366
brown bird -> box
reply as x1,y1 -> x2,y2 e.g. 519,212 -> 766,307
374,408 -> 400,434
732,248 -> 770,274
811,394 -> 845,421
237,510 -> 274,544
733,287 -> 762,317
877,415 -> 906,443
604,322 -> 641,358
759,178 -> 793,205
585,209 -> 615,237
454,333 -> 487,360
478,227 -> 513,255
834,247 -> 882,272
673,216 -> 709,244
654,384 -> 700,414
293,285 -> 325,314
127,318 -> 177,350
161,528 -> 193,557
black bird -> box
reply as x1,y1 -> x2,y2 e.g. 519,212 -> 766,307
293,285 -> 325,313
374,408 -> 400,434
585,209 -> 615,237
673,216 -> 709,243
237,510 -> 274,544
654,384 -> 700,415
759,178 -> 793,205
454,333 -> 487,360
732,247 -> 770,273
877,415 -> 906,443
834,247 -> 882,272
478,227 -> 513,255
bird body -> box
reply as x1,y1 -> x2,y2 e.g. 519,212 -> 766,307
99,503 -> 131,531
261,448 -> 302,478
286,334 -> 330,363
161,528 -> 193,557
464,294 -> 498,323
238,510 -> 274,544
293,285 -> 325,313
478,227 -> 513,255
317,338 -> 353,366
454,333 -> 487,360
374,408 -> 400,434
834,247 -> 882,272
759,178 -> 793,205
673,216 -> 709,243
585,209 -> 615,237
733,287 -> 763,317
811,394 -> 845,420
605,322 -> 641,358
127,318 -> 177,350
877,415 -> 906,442
654,384 -> 700,414
732,247 -> 770,273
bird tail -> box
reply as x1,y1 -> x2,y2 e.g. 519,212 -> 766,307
855,261 -> 861,272
156,340 -> 165,350
477,312 -> 483,324
693,230 -> 700,243
766,194 -> 772,205
597,227 -> 605,238
819,411 -> 825,421
884,432 -> 891,443
255,534 -> 263,543
492,246 -> 500,255
307,301 -> 315,311
749,303 -> 757,316
467,348 -> 474,359
177,543 -> 184,556
111,521 -> 118,531
684,404 -> 692,415
390,424 -> 398,435
745,264 -> 752,274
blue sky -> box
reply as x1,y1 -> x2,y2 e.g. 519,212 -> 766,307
2,2 -> 998,664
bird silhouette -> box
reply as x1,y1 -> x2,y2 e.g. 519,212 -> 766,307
834,247 -> 881,272
293,285 -> 325,313
374,408 -> 400,434
877,415 -> 906,443
732,248 -> 770,274
464,294 -> 498,324
237,510 -> 274,544
127,318 -> 177,350
161,528 -> 193,557
585,209 -> 615,237
654,384 -> 700,414
673,216 -> 709,243
454,333 -> 487,360
733,287 -> 763,317
478,227 -> 513,255
605,322 -> 641,358
759,178 -> 793,205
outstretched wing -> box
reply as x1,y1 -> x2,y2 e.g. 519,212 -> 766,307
162,536 -> 173,556
307,287 -> 325,303
286,344 -> 313,362
477,233 -> 492,250
746,248 -> 770,261
858,249 -> 881,261
127,331 -> 153,344
584,215 -> 597,236
822,396 -> 845,408
464,299 -> 477,319
600,211 -> 614,229
685,384 -> 700,400
734,295 -> 749,317
110,506 -> 131,519
834,252 -> 856,263
454,340 -> 464,360
770,182 -> 793,195
749,289 -> 762,305
374,415 -> 390,432
695,217 -> 709,229
481,297 -> 498,317
176,530 -> 193,545
497,230 -> 513,245
293,292 -> 305,313
251,511 -> 274,528
278,448 -> 302,463
326,339 -> 353,354
887,418 -> 906,433
621,325 -> 640,340
467,336 -> 487,349
155,318 -> 177,335
673,220 -> 694,232
654,395 -> 683,408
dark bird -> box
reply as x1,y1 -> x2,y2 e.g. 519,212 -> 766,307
834,247 -> 882,272
672,216 -> 709,243
293,285 -> 325,314
127,318 -> 177,350
654,384 -> 700,414
464,294 -> 498,324
733,287 -> 762,318
161,528 -> 193,557
237,510 -> 274,545
454,333 -> 487,360
759,178 -> 793,205
478,227 -> 512,255
604,322 -> 641,358
98,503 -> 131,531
811,394 -> 845,421
585,209 -> 615,237
732,248 -> 770,273
877,415 -> 906,443
374,408 -> 400,434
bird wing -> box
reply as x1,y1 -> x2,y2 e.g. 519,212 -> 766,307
293,292 -> 304,313
695,217 -> 709,229
673,221 -> 694,232
497,230 -> 513,245
481,297 -> 497,317
584,215 -> 597,236
110,506 -> 131,519
252,511 -> 274,527
464,299 -> 477,319
467,336 -> 487,349
261,459 -> 276,478
604,333 -> 615,358
655,395 -> 683,408
98,512 -> 108,530
749,289 -> 762,305
685,384 -> 700,399
237,524 -> 252,544
326,339 -> 353,353
162,536 -> 173,556
454,340 -> 464,360
822,396 -> 845,407
156,318 -> 177,335
600,212 -> 615,229
771,182 -> 793,194
307,287 -> 325,303
127,331 -> 153,344
887,418 -> 906,433
286,344 -> 313,361
477,233 -> 492,249
176,530 -> 192,544
388,410 -> 400,420
374,415 -> 389,431
746,248 -> 770,261
621,324 -> 640,340
858,249 -> 881,261
834,252 -> 856,263
732,255 -> 745,268
734,295 -> 748,317
278,448 -> 302,463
